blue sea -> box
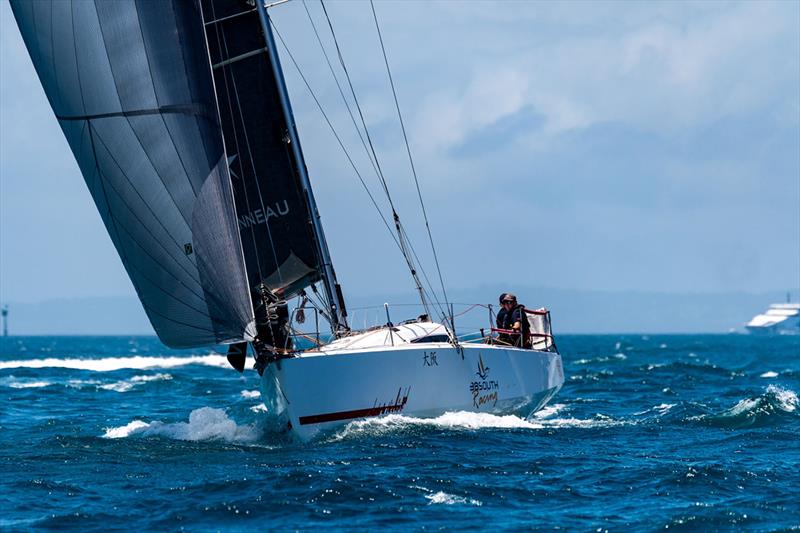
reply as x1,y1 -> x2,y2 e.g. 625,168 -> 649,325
1,334 -> 798,530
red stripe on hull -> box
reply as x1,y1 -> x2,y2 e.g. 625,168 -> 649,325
299,388 -> 410,426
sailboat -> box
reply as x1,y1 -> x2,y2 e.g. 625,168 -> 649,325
11,0 -> 564,441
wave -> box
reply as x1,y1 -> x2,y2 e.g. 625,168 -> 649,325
0,354 -> 228,372
102,407 -> 261,443
641,360 -> 743,377
424,491 -> 482,506
691,385 -> 798,429
0,377 -> 53,389
99,373 -> 172,393
330,408 -> 626,440
573,353 -> 628,365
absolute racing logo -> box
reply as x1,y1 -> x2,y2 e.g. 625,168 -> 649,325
470,355 -> 499,408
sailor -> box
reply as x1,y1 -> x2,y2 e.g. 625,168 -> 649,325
252,283 -> 293,374
496,293 -> 531,348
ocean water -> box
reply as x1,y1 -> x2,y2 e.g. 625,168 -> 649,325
1,334 -> 798,530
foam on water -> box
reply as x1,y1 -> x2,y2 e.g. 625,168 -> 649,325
531,402 -> 567,419
425,491 -> 482,506
0,377 -> 53,389
760,371 -> 779,378
691,385 -> 798,428
0,355 -> 228,372
3,334 -> 799,529
330,409 -> 628,440
99,373 -> 172,392
102,407 -> 261,443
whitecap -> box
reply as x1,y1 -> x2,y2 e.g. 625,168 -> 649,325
537,415 -> 626,429
240,390 -> 261,399
425,491 -> 482,506
250,404 -> 268,413
102,407 -> 260,443
0,376 -> 53,389
633,403 -> 675,416
760,371 -> 779,378
100,373 -> 172,393
103,420 -> 150,438
767,385 -> 798,412
7,381 -> 52,389
100,382 -> 135,393
531,403 -> 567,419
0,355 -> 228,372
131,373 -> 172,383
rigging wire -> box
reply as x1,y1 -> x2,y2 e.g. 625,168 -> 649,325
317,0 -> 447,320
301,0 -> 384,192
273,4 -> 450,326
369,0 -> 451,318
269,21 -> 403,256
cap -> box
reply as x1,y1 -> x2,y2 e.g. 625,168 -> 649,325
502,293 -> 517,303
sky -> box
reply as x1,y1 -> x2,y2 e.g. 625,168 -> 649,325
1,0 -> 798,307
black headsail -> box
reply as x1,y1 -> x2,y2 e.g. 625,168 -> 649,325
12,0 -> 348,348
10,0 -> 256,348
199,0 -> 348,333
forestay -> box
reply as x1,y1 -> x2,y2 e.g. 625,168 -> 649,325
11,0 -> 254,348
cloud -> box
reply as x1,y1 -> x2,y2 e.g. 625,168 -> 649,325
406,0 -> 798,154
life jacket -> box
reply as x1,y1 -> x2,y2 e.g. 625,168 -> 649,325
499,304 -> 531,348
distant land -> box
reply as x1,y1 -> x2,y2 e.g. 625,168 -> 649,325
1,288 -> 797,336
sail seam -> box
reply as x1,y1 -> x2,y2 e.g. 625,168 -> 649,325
92,1 -> 196,232
89,125 -> 209,298
130,2 -> 203,200
55,104 -> 207,121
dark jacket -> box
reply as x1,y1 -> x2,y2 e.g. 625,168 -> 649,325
497,304 -> 531,348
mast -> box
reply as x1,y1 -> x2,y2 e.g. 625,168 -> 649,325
255,1 -> 348,334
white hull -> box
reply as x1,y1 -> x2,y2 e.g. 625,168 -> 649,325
260,338 -> 564,442
745,303 -> 800,335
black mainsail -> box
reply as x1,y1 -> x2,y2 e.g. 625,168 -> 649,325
11,0 -> 346,347
199,0 -> 323,299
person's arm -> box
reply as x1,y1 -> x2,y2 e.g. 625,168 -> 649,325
511,308 -> 522,331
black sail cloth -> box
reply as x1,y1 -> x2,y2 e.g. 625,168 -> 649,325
10,0 -> 255,348
199,0 -> 323,300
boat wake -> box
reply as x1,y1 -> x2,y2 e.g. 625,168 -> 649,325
690,385 -> 798,429
329,405 -> 626,441
102,407 -> 262,444
0,354 -> 228,372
